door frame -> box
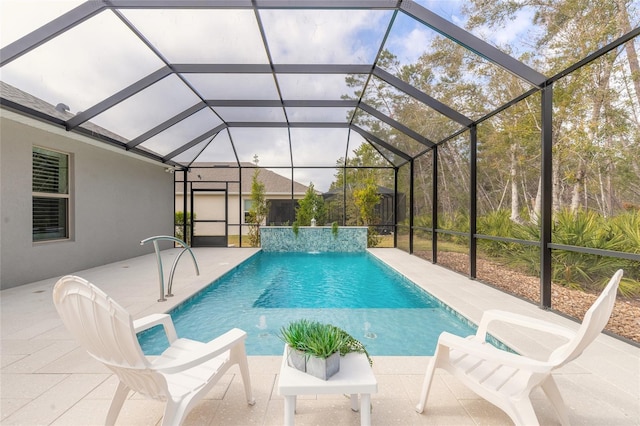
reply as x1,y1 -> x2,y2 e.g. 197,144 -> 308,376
190,187 -> 228,247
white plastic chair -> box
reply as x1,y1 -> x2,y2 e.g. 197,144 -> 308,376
416,269 -> 623,426
53,275 -> 255,426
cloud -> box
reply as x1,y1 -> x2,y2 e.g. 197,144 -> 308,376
386,25 -> 434,66
0,3 -> 408,185
1,0 -> 83,47
121,9 -> 269,64
2,9 -> 164,113
454,7 -> 535,54
260,9 -> 392,64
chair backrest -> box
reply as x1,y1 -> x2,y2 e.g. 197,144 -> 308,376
549,269 -> 623,366
53,276 -> 169,399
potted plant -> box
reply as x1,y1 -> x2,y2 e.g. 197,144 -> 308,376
280,318 -> 312,372
303,322 -> 344,380
279,320 -> 372,380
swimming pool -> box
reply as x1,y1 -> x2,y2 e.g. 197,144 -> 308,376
138,251 -> 478,356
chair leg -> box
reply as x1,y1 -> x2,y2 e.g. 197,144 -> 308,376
507,399 -> 540,426
231,342 -> 256,405
105,381 -> 130,426
415,356 -> 438,413
161,400 -> 187,426
541,376 -> 570,426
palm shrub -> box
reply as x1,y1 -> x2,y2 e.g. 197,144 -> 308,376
608,211 -> 640,296
503,219 -> 541,276
487,209 -> 639,297
441,210 -> 469,242
550,209 -> 623,292
413,214 -> 432,229
477,209 -> 516,257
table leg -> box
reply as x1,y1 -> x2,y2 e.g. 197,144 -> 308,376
360,393 -> 371,426
284,395 -> 296,426
350,394 -> 359,412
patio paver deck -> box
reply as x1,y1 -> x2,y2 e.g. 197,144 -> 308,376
1,247 -> 638,425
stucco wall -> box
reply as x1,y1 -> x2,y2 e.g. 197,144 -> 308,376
0,111 -> 174,289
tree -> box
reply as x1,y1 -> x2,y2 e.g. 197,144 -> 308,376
463,0 -> 640,218
247,162 -> 269,247
353,176 -> 382,247
295,183 -> 327,226
329,143 -> 390,226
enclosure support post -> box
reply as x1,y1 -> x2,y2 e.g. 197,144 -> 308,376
343,162 -> 347,226
394,167 -> 398,248
409,159 -> 414,254
469,125 -> 477,279
239,166 -> 243,247
540,84 -> 554,308
182,170 -> 187,244
432,146 -> 438,264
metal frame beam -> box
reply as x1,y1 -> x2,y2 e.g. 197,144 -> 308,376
127,102 -> 206,149
359,102 -> 434,147
163,123 -> 226,160
167,63 -> 374,75
399,2 -> 546,87
226,122 -> 349,128
0,1 -> 106,67
106,0 -> 399,8
206,99 -> 358,107
66,67 -> 172,130
373,67 -> 473,127
349,125 -> 411,162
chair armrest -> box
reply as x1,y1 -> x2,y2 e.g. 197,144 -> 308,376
476,309 -> 576,342
438,332 -> 553,373
154,328 -> 248,374
133,313 -> 178,343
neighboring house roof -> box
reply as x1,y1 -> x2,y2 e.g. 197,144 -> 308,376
176,162 -> 309,195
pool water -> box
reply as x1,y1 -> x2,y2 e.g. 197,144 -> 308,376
138,251 -> 478,356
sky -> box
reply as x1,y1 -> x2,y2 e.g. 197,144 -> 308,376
0,0 -> 534,191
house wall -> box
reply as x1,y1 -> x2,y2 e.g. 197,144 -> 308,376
0,110 -> 174,289
175,193 -> 297,236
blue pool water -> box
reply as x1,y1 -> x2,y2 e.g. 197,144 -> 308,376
138,252 -> 478,355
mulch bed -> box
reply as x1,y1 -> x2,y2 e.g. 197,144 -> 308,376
413,251 -> 640,344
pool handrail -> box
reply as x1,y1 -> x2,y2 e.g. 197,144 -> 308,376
140,235 -> 200,302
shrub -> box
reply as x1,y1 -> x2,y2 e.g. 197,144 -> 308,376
174,211 -> 194,245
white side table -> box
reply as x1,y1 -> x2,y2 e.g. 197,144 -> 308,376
277,346 -> 378,426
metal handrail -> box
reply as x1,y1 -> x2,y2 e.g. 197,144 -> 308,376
140,235 -> 200,302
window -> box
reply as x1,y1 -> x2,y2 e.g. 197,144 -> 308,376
32,146 -> 70,242
244,199 -> 253,223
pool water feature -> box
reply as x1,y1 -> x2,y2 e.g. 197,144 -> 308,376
138,251 -> 479,356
